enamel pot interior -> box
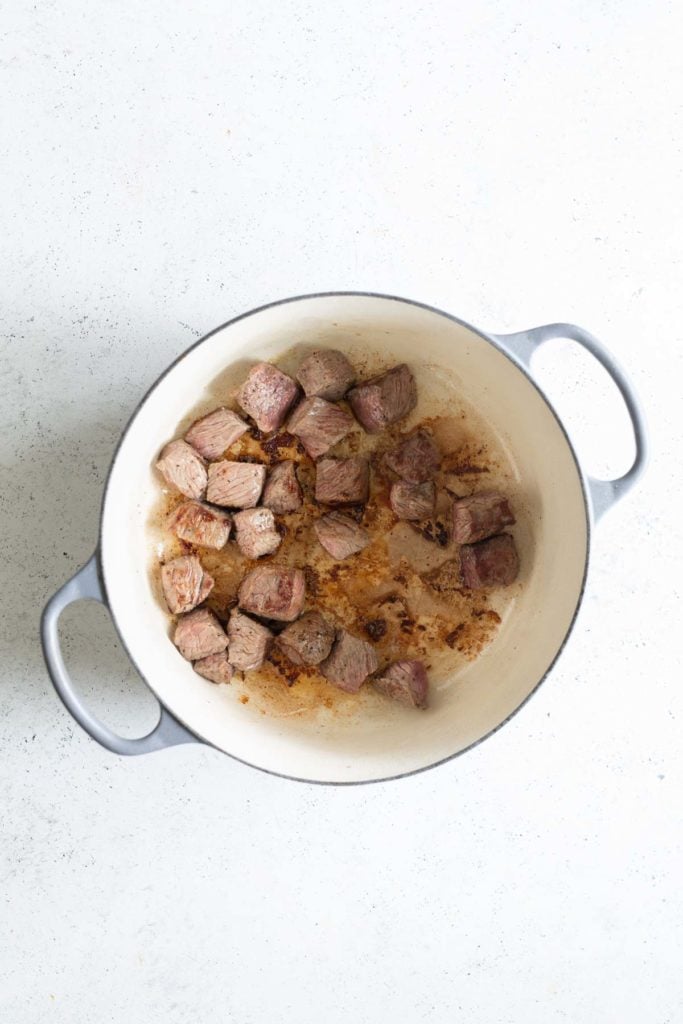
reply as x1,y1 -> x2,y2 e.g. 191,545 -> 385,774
100,294 -> 589,783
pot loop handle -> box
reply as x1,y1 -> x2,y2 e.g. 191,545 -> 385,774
41,553 -> 200,755
491,323 -> 648,519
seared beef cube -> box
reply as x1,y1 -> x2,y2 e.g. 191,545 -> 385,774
238,565 -> 306,622
228,610 -> 273,672
194,651 -> 233,684
287,397 -> 356,459
348,364 -> 417,433
296,349 -> 356,401
460,533 -> 519,589
452,491 -> 515,543
314,511 -> 370,560
206,461 -> 266,508
168,501 -> 232,550
277,611 -> 335,666
156,440 -> 207,500
185,407 -> 249,460
374,660 -> 429,709
315,456 -> 370,505
233,508 -> 281,559
161,555 -> 214,614
320,629 -> 379,693
261,461 -> 302,514
385,429 -> 440,483
237,362 -> 299,433
390,480 -> 436,521
174,607 -> 228,661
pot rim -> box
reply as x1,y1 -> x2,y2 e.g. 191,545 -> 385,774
97,290 -> 591,784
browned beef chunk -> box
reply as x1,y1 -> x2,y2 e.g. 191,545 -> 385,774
385,429 -> 440,483
238,565 -> 306,622
347,364 -> 417,433
206,461 -> 266,508
168,501 -> 232,549
314,511 -> 370,559
156,440 -> 207,499
373,660 -> 429,709
287,397 -> 356,459
460,533 -> 519,589
296,349 -> 356,401
261,461 -> 302,514
389,480 -> 436,520
233,507 -> 281,559
237,362 -> 299,433
227,609 -> 273,671
452,491 -> 515,544
320,629 -> 379,693
315,456 -> 370,505
277,611 -> 335,666
194,651 -> 233,684
184,407 -> 249,460
174,607 -> 228,661
161,555 -> 214,614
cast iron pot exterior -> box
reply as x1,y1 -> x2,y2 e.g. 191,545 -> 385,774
41,293 -> 647,784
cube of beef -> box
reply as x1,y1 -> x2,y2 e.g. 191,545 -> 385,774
315,456 -> 370,505
227,610 -> 273,672
320,629 -> 379,693
237,362 -> 299,433
373,660 -> 429,709
161,554 -> 214,614
314,511 -> 370,560
452,491 -> 515,544
173,607 -> 228,661
238,565 -> 306,622
287,397 -> 356,459
184,407 -> 249,460
385,429 -> 440,483
194,651 -> 234,684
261,461 -> 302,514
296,349 -> 356,401
277,611 -> 336,666
206,461 -> 266,508
347,364 -> 417,433
389,480 -> 436,521
168,501 -> 232,550
156,440 -> 207,500
460,533 -> 519,589
233,507 -> 281,559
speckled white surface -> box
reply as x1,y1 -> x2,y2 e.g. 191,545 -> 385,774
2,2 -> 682,1021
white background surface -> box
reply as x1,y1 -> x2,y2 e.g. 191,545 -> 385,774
1,2 -> 682,1021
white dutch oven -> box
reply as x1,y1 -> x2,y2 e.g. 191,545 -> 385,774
41,293 -> 646,784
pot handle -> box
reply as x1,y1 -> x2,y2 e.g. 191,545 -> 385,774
492,322 -> 648,519
41,553 -> 200,755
